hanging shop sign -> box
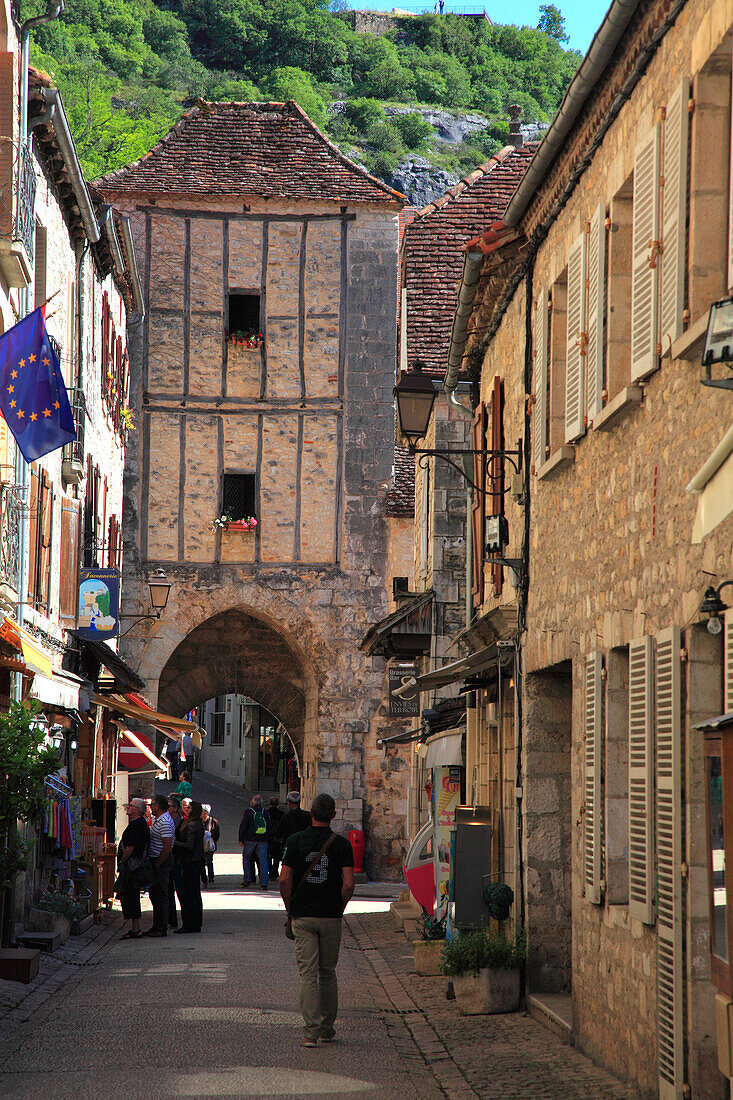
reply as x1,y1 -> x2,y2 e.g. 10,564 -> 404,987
433,764 -> 461,922
388,662 -> 419,717
77,568 -> 120,640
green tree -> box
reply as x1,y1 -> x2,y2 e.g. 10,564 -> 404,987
538,4 -> 570,44
390,111 -> 433,151
264,67 -> 327,126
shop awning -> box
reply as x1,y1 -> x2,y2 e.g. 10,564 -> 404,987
29,669 -> 87,710
376,727 -> 424,747
424,730 -> 464,769
71,632 -> 145,691
0,617 -> 54,676
393,643 -> 511,699
694,713 -> 733,732
119,728 -> 170,774
359,590 -> 434,658
91,692 -> 201,736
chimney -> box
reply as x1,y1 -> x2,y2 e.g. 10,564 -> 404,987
507,105 -> 523,148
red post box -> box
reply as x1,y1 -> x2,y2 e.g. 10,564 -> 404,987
348,829 -> 365,874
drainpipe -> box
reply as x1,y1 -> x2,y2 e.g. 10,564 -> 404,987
38,88 -> 99,245
119,216 -> 145,322
99,205 -> 124,276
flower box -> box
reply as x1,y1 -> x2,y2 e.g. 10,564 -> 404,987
227,332 -> 264,349
222,520 -> 256,532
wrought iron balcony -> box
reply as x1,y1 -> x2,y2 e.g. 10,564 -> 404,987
62,387 -> 86,485
14,144 -> 36,261
0,139 -> 36,286
0,481 -> 23,603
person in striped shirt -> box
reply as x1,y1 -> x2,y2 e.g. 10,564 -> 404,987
145,795 -> 176,937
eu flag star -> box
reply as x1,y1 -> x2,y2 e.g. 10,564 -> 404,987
17,409 -> 24,418
30,412 -> 37,421
6,386 -> 13,394
42,408 -> 51,418
9,400 -> 16,408
53,400 -> 60,409
42,357 -> 50,366
28,354 -> 36,363
10,371 -> 17,379
18,359 -> 25,368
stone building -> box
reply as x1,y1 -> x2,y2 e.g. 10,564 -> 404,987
96,101 -> 412,877
439,0 -> 733,1095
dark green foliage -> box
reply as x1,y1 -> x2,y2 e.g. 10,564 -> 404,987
24,0 -> 581,182
441,928 -> 526,977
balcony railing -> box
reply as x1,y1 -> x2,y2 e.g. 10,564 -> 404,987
0,481 -> 23,594
63,386 -> 86,467
14,144 -> 36,260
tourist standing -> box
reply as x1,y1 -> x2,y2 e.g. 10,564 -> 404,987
173,799 -> 205,933
168,794 -> 182,928
175,771 -> 192,799
201,804 -> 220,887
238,794 -> 270,888
180,731 -> 195,775
268,795 -> 284,881
145,794 -> 175,937
279,794 -> 355,1046
274,790 -> 311,849
117,798 -> 150,940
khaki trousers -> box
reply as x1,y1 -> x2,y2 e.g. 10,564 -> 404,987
292,916 -> 343,1040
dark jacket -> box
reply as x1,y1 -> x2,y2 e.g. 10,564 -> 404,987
238,806 -> 271,844
274,806 -> 311,843
173,817 -> 205,863
208,816 -> 220,845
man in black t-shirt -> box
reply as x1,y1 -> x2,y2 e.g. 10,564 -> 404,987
280,793 -> 354,1047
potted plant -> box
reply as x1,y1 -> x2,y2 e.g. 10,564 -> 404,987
227,329 -> 264,349
441,928 -> 525,1015
211,513 -> 258,532
413,908 -> 446,976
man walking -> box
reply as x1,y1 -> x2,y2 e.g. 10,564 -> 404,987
180,731 -> 195,776
267,795 -> 284,881
273,790 -> 311,848
145,794 -> 175,937
279,793 -> 354,1047
238,794 -> 270,888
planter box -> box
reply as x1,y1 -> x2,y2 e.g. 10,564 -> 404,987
71,913 -> 94,936
413,938 -> 445,976
222,521 -> 255,532
27,908 -> 72,945
453,966 -> 521,1015
0,947 -> 40,984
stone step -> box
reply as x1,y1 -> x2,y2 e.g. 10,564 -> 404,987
17,930 -> 62,954
0,947 -> 41,984
527,993 -> 574,1045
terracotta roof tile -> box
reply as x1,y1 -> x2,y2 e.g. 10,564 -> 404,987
384,446 -> 415,517
404,143 -> 537,379
95,100 -> 404,205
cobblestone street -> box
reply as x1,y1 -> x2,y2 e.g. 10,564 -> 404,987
0,776 -> 640,1100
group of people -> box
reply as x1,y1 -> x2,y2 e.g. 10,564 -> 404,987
117,793 -> 219,938
238,789 -> 311,887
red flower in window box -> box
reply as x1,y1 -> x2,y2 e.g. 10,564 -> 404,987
212,513 -> 257,532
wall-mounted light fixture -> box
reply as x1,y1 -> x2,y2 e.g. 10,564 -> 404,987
119,569 -> 172,637
700,580 -> 733,634
702,298 -> 733,390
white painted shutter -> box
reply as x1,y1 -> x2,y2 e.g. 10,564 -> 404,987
533,288 -> 549,472
660,80 -> 690,350
629,635 -> 655,924
565,233 -> 587,442
655,627 -> 683,1100
725,608 -> 733,713
584,652 -> 603,904
586,204 -> 606,421
631,126 -> 662,381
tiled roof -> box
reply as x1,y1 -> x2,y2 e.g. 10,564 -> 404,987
95,100 -> 404,205
384,446 -> 415,517
403,143 -> 536,379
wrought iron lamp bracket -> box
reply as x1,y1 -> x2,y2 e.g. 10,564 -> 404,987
412,444 -> 522,496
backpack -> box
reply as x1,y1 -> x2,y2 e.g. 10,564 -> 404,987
253,809 -> 267,835
204,830 -> 216,853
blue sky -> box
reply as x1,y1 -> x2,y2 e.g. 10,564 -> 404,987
340,1 -> 613,55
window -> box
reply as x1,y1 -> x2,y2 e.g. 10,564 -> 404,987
210,709 -> 225,746
227,292 -> 261,336
28,465 -> 52,610
548,269 -> 567,453
606,178 -> 633,398
222,472 -> 256,521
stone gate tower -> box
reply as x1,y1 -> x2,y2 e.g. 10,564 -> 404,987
96,101 -> 409,877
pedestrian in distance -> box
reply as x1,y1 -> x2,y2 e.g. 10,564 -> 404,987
201,804 -> 220,887
238,793 -> 270,888
165,737 -> 180,782
279,793 -> 355,1047
145,794 -> 176,938
273,790 -> 311,850
168,794 -> 182,928
179,731 -> 195,776
173,799 -> 205,933
268,795 -> 284,881
116,798 -> 150,939
175,770 -> 192,799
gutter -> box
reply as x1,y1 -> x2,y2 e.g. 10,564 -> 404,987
504,0 -> 641,228
443,250 -> 483,394
39,87 -> 100,244
100,204 -> 125,275
120,216 -> 145,321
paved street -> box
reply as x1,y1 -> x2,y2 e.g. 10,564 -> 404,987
0,775 -> 640,1099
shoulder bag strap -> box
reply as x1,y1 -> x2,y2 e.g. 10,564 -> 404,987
293,833 -> 336,897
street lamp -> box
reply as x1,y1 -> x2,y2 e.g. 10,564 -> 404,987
700,581 -> 733,635
147,569 -> 171,616
394,361 -> 438,442
702,297 -> 733,390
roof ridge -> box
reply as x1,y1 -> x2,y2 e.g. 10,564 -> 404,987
411,143 -> 537,222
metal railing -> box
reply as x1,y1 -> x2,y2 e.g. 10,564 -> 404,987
63,386 -> 86,466
14,144 -> 36,259
0,482 -> 23,593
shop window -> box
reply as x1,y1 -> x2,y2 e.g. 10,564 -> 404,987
222,472 -> 257,521
228,292 -> 260,337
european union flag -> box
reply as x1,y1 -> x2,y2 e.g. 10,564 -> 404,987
0,308 -> 76,462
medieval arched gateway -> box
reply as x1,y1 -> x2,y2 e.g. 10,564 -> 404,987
97,102 -> 411,877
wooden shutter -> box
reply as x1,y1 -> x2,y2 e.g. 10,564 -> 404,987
631,125 -> 662,381
59,497 -> 80,627
586,204 -> 606,422
565,233 -> 587,442
729,42 -> 733,292
584,652 -> 603,904
660,80 -> 690,350
27,465 -> 39,604
725,608 -> 733,713
629,634 -> 655,924
39,471 -> 52,609
533,289 -> 549,472
655,627 -> 683,1100
489,375 -> 503,597
471,403 -> 486,607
